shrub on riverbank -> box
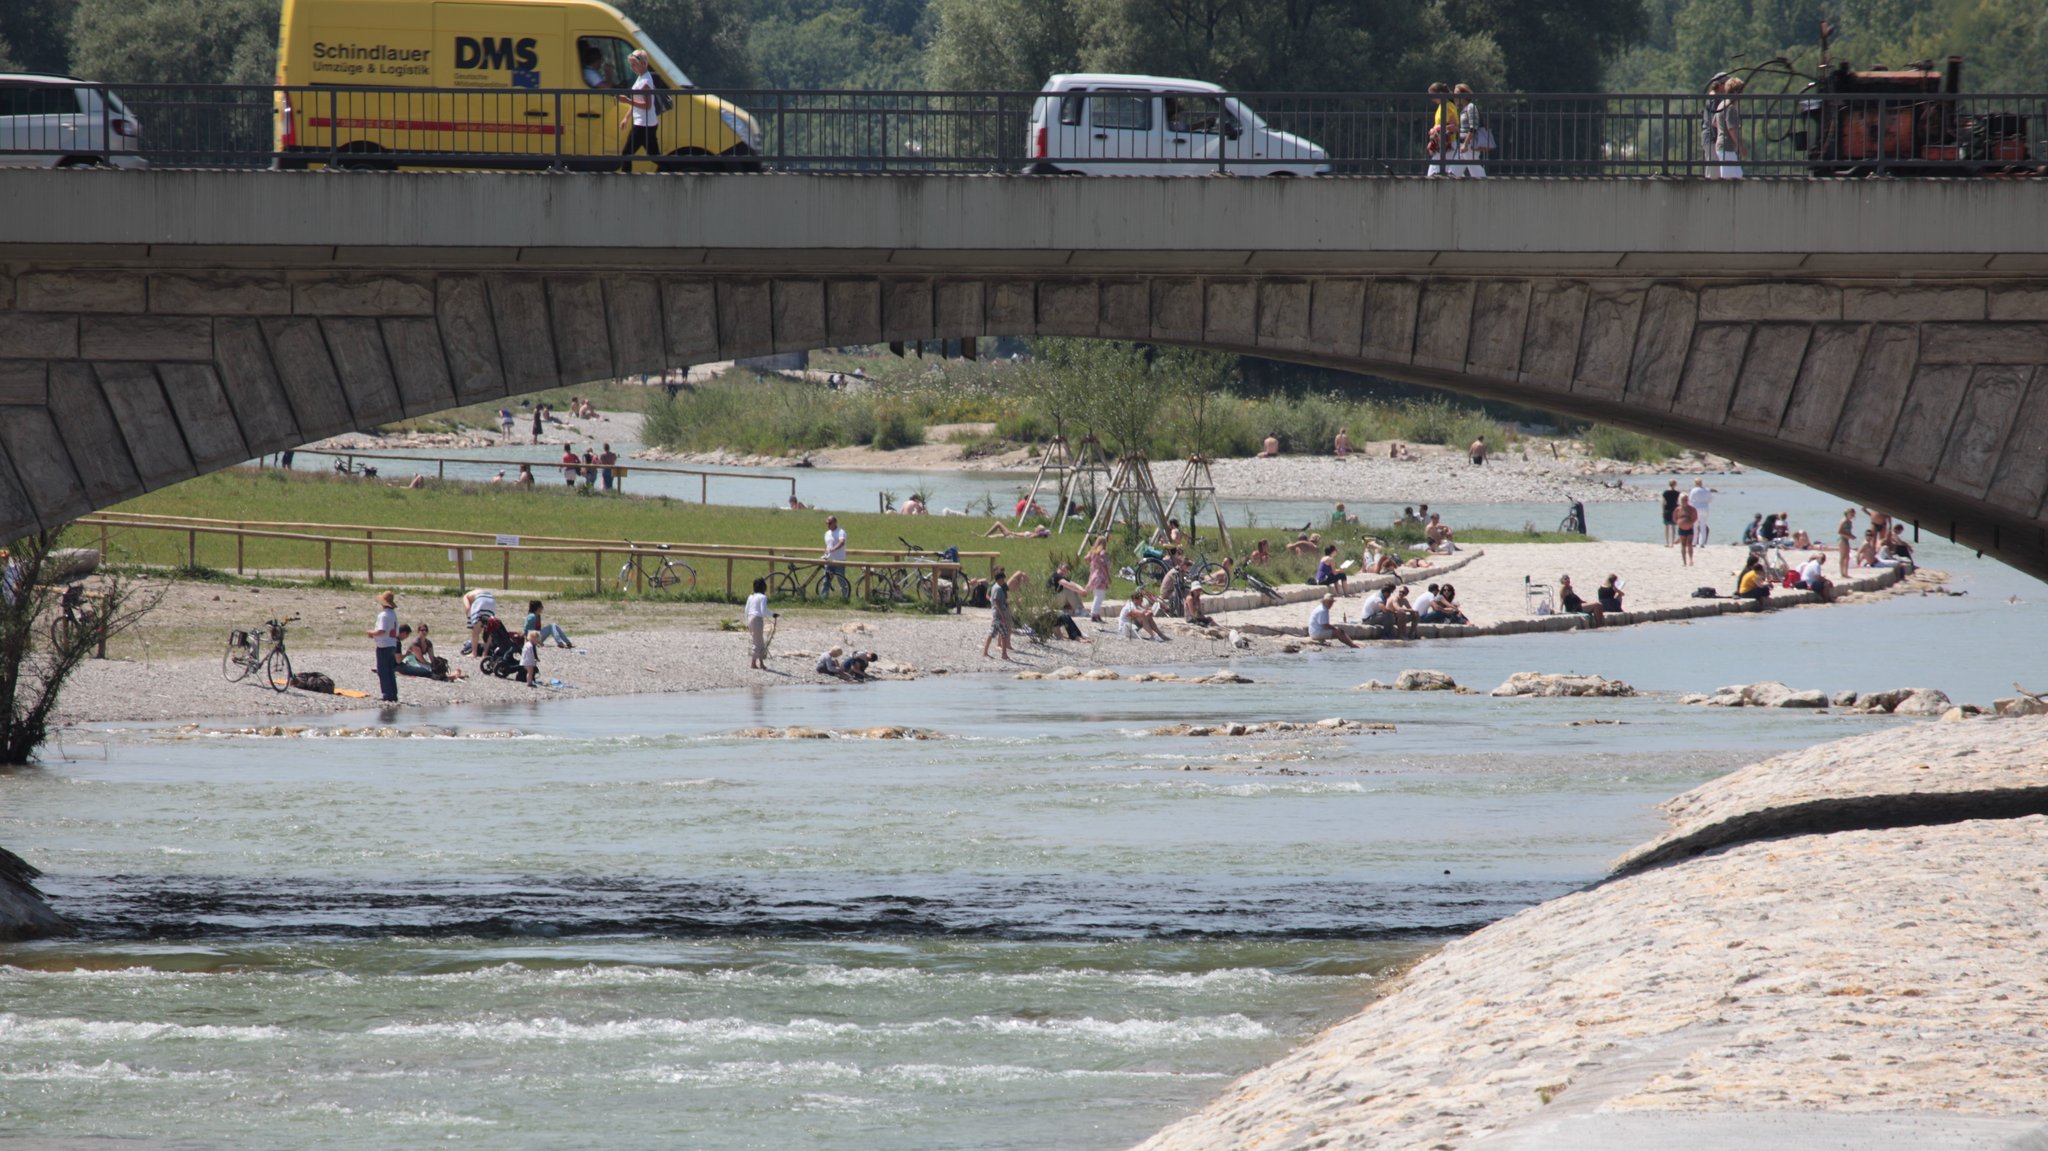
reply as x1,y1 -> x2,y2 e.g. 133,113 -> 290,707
1581,424 -> 1682,463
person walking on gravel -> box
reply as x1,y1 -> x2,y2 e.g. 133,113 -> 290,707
982,565 -> 1014,661
744,577 -> 775,670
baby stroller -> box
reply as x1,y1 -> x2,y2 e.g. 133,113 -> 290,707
476,616 -> 522,678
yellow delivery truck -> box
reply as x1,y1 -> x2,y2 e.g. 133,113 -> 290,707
273,0 -> 761,169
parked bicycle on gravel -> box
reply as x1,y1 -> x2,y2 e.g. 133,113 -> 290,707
224,615 -> 297,691
47,582 -> 104,649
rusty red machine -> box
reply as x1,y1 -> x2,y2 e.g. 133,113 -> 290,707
1797,23 -> 2039,175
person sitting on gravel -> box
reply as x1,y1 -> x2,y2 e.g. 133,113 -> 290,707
1588,574 -> 1620,614
1414,583 -> 1449,623
1797,554 -> 1836,601
1741,514 -> 1764,545
1560,575 -> 1605,622
524,600 -> 574,649
840,650 -> 879,681
1424,513 -> 1458,554
395,625 -> 438,678
1331,502 -> 1359,526
1183,582 -> 1214,628
1736,555 -> 1773,601
816,646 -> 851,679
1433,583 -> 1472,625
1333,428 -> 1352,457
1120,590 -> 1168,641
1257,434 -> 1280,458
1047,561 -> 1087,613
1363,584 -> 1419,638
1312,545 -> 1350,594
1873,536 -> 1915,572
984,521 -> 1051,539
1307,593 -> 1358,648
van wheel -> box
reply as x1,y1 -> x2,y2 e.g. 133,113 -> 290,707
657,146 -> 714,173
55,155 -> 108,169
1024,162 -> 1074,176
720,143 -> 763,173
334,143 -> 396,172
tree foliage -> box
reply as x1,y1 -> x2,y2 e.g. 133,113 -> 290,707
617,0 -> 760,88
925,0 -> 1513,93
1606,0 -> 2048,93
0,0 -> 77,74
748,6 -> 922,89
69,0 -> 276,85
1,533 -> 162,766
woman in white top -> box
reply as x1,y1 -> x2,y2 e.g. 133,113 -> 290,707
617,49 -> 661,165
744,577 -> 775,670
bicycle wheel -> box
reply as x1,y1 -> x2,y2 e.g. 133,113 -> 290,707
768,570 -> 805,600
616,561 -> 639,593
265,646 -> 293,692
1137,558 -> 1167,586
1197,563 -> 1232,595
49,614 -> 76,650
223,632 -> 255,682
670,561 -> 698,594
915,569 -> 957,608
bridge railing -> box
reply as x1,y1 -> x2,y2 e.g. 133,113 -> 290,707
4,81 -> 2043,175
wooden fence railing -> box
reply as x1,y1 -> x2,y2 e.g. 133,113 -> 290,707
76,513 -> 978,610
276,450 -> 800,503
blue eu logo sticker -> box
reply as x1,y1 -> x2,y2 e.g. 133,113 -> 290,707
510,70 -> 540,88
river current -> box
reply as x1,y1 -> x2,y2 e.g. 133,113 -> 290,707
3,466 -> 2042,1149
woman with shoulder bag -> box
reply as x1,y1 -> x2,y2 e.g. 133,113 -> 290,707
1452,84 -> 1489,178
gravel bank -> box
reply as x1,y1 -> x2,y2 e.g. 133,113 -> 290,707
1132,716 -> 2048,1151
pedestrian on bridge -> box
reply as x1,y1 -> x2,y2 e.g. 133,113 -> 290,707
618,49 -> 661,165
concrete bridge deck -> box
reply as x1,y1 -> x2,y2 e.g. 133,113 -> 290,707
1,171 -> 2044,578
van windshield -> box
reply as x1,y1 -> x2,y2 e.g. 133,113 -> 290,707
618,19 -> 694,88
1222,98 -> 1266,130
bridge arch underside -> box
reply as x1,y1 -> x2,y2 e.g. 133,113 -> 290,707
1,269 -> 2044,581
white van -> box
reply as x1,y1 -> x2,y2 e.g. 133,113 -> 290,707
0,74 -> 146,168
1025,74 -> 1327,176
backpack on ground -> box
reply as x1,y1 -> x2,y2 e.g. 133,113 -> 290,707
290,671 -> 335,693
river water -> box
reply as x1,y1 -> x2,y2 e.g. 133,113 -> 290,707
4,462 -> 2043,1149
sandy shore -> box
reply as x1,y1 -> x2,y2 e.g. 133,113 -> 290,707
1133,715 -> 2048,1151
49,536 -> 1927,728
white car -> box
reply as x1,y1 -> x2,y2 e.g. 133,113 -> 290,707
1025,73 -> 1328,176
0,74 -> 146,168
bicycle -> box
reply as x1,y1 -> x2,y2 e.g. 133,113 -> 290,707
769,559 -> 852,603
47,582 -> 103,649
223,615 -> 298,691
616,540 -> 698,594
1559,499 -> 1588,535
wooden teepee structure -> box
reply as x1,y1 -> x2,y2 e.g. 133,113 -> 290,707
1014,437 -> 1074,528
1081,452 -> 1174,552
1158,455 -> 1233,555
1056,435 -> 1114,536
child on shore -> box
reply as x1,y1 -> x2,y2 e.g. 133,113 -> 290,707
517,629 -> 540,686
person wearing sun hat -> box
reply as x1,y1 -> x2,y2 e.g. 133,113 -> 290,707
367,590 -> 401,702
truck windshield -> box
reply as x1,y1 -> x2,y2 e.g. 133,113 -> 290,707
617,18 -> 694,88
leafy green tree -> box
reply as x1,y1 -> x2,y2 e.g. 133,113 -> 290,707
749,6 -> 922,89
618,0 -> 759,88
924,0 -> 1086,89
0,0 -> 77,75
1441,0 -> 1647,91
68,0 -> 276,85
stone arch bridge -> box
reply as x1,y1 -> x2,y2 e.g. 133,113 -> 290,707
1,170 -> 2044,579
